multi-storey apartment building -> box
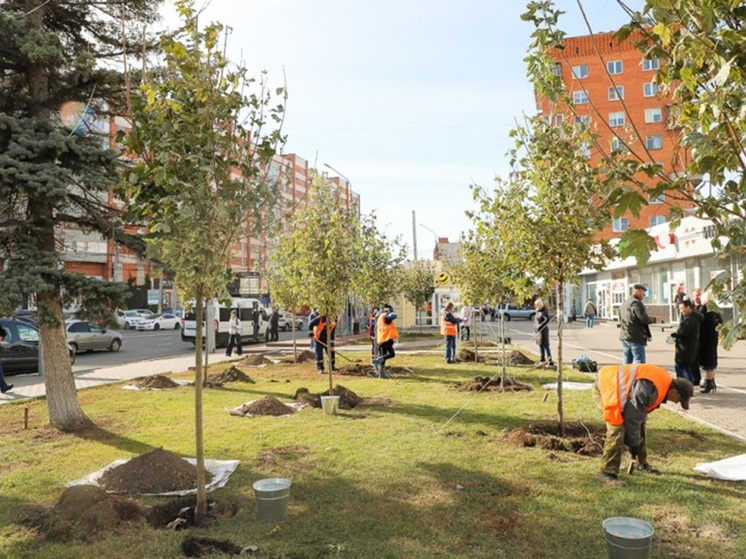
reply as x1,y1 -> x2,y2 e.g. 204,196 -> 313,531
536,30 -> 694,239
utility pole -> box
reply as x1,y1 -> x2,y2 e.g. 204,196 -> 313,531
412,210 -> 418,260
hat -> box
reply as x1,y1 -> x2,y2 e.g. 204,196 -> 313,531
671,378 -> 693,410
632,283 -> 647,291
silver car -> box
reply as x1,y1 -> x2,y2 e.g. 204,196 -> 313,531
66,320 -> 123,353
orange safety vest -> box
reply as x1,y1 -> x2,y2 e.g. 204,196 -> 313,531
376,313 -> 398,344
598,363 -> 672,426
440,311 -> 458,336
313,318 -> 336,341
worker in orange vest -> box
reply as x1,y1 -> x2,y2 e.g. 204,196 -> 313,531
373,304 -> 398,379
594,363 -> 693,486
441,301 -> 462,364
309,314 -> 336,373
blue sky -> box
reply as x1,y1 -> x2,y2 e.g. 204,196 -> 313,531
162,0 -> 645,258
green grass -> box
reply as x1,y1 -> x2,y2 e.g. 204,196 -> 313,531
1,353 -> 745,558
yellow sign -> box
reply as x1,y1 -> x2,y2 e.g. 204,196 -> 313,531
437,272 -> 450,285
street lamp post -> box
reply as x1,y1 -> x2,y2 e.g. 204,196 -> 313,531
323,162 -> 350,212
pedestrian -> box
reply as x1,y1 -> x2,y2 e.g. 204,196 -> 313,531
674,283 -> 686,321
669,298 -> 702,384
0,325 -> 14,394
365,307 -> 379,358
583,299 -> 597,328
251,306 -> 260,342
698,290 -> 722,393
619,283 -> 653,364
441,302 -> 462,364
373,304 -> 398,379
307,309 -> 319,350
533,298 -> 553,366
269,307 -> 280,342
460,303 -> 473,341
594,363 -> 693,486
225,310 -> 243,357
309,314 -> 336,373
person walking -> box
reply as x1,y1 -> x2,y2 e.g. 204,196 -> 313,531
619,284 -> 653,364
373,304 -> 398,379
696,291 -> 722,393
225,310 -> 243,357
0,325 -> 14,394
460,303 -> 473,341
309,314 -> 336,373
269,308 -> 280,342
307,309 -> 319,351
583,299 -> 597,328
533,298 -> 553,366
594,363 -> 693,486
441,302 -> 462,364
669,298 -> 702,384
365,306 -> 379,360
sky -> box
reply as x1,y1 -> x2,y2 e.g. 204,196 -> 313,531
161,0 -> 646,258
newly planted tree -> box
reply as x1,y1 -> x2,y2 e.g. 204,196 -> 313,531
121,0 -> 285,522
401,259 -> 436,332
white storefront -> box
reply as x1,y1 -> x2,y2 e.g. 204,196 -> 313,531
575,216 -> 739,325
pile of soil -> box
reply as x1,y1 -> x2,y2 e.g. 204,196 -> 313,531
458,348 -> 487,363
232,395 -> 295,417
495,350 -> 534,366
457,376 -> 532,392
336,363 -> 409,377
294,384 -> 362,410
100,448 -> 211,494
506,422 -> 605,456
135,375 -> 180,389
238,355 -> 272,366
294,350 -> 316,363
206,366 -> 254,387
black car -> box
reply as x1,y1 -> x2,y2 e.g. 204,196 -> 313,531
1,318 -> 76,375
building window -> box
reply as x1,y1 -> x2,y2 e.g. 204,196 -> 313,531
643,83 -> 660,97
550,62 -> 562,77
642,58 -> 660,71
611,138 -> 625,152
609,111 -> 625,127
573,90 -> 589,104
608,86 -> 624,101
645,108 -> 663,123
553,114 -> 564,125
579,142 -> 592,159
649,193 -> 665,204
613,217 -> 629,232
572,64 -> 588,79
646,135 -> 663,150
649,215 -> 666,227
607,60 -> 623,75
575,115 -> 590,127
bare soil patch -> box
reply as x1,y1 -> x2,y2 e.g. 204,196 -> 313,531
134,374 -> 180,389
457,348 -> 488,363
458,376 -> 532,392
206,366 -> 255,387
506,422 -> 605,456
238,354 -> 273,366
294,384 -> 362,410
232,395 -> 294,417
336,362 -> 409,377
495,350 -> 534,366
100,448 -> 212,494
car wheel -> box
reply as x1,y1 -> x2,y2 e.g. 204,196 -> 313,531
69,343 -> 79,354
109,339 -> 122,352
174,323 -> 181,330
529,313 -> 536,321
154,324 -> 160,331
283,324 -> 289,332
504,314 -> 511,322
124,322 -> 130,329
265,330 -> 271,342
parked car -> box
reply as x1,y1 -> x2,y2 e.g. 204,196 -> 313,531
1,318 -> 75,375
181,298 -> 270,346
131,309 -> 155,318
66,320 -> 123,353
279,312 -> 304,331
136,313 -> 181,331
497,304 -> 536,321
116,310 -> 144,330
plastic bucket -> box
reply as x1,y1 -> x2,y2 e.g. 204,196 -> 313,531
252,478 -> 291,523
321,395 -> 340,415
603,517 -> 653,559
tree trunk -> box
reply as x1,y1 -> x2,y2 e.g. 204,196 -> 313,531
556,281 -> 565,438
194,286 -> 207,523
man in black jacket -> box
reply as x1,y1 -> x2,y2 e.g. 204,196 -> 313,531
670,298 -> 702,384
0,325 -> 14,394
619,284 -> 653,364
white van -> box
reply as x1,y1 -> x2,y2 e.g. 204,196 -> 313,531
181,297 -> 270,347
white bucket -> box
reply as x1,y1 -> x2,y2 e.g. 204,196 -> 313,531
603,517 -> 653,559
321,395 -> 340,415
252,478 -> 291,523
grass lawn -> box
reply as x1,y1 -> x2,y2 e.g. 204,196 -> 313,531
0,351 -> 744,558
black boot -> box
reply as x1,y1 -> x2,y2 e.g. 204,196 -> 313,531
700,378 -> 717,394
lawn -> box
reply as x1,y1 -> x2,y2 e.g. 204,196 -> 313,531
0,349 -> 744,558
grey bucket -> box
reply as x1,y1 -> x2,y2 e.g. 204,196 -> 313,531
603,517 -> 654,559
321,395 -> 340,415
252,478 -> 291,523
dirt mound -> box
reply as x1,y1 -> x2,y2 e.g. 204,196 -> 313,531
495,350 -> 534,366
207,366 -> 255,387
238,355 -> 272,366
233,395 -> 295,417
100,448 -> 211,494
295,350 -> 316,363
458,348 -> 487,363
458,376 -> 532,392
294,384 -> 362,410
336,362 -> 370,376
181,536 -> 242,557
135,375 -> 179,389
506,422 -> 605,456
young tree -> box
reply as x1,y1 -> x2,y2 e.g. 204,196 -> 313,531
267,234 -> 308,359
401,259 -> 436,332
0,1 -> 159,431
121,0 -> 285,522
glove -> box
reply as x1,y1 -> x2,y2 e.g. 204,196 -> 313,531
629,446 -> 639,460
